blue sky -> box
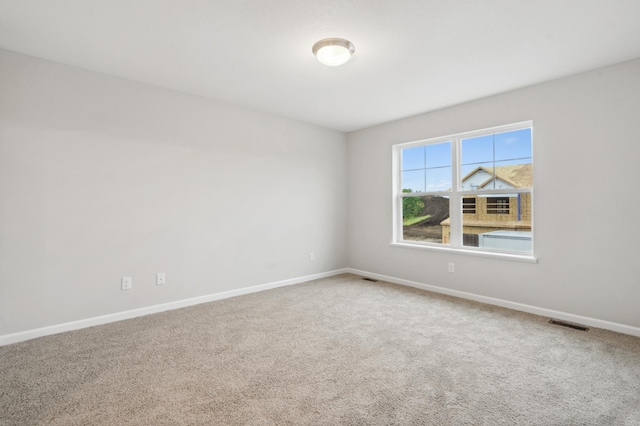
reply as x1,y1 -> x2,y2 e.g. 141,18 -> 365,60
402,128 -> 532,192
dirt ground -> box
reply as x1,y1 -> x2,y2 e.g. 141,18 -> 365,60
403,195 -> 449,243
403,225 -> 443,242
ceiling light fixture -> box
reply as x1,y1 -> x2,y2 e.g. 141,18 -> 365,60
312,38 -> 355,67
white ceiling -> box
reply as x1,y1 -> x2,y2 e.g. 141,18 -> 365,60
1,0 -> 640,132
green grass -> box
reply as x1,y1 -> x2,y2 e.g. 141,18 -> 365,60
403,215 -> 430,226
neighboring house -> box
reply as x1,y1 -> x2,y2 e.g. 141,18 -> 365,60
441,164 -> 532,246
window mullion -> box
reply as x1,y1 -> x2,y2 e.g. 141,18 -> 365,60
449,137 -> 461,248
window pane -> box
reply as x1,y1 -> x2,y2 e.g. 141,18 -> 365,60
461,161 -> 531,191
402,195 -> 450,244
462,129 -> 532,191
402,170 -> 425,193
425,142 -> 451,168
461,193 -> 532,253
494,128 -> 532,163
401,146 -> 424,171
461,135 -> 493,166
426,166 -> 451,192
461,162 -> 494,190
494,161 -> 532,189
402,142 -> 451,193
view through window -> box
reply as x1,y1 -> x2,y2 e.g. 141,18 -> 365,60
394,122 -> 533,255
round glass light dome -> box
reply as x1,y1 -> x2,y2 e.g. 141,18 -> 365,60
312,38 -> 355,67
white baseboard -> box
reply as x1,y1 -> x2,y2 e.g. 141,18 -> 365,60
346,268 -> 640,338
4,267 -> 638,346
0,268 -> 349,346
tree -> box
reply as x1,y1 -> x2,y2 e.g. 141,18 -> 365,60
402,189 -> 424,219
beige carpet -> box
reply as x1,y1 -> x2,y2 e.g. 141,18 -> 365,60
1,274 -> 639,425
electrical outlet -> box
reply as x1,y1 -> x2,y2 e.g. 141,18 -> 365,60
448,263 -> 455,273
121,277 -> 132,290
309,252 -> 315,262
156,273 -> 166,285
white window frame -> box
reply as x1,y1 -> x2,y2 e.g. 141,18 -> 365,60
391,121 -> 536,263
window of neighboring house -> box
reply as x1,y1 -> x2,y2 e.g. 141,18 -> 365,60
487,197 -> 509,214
462,197 -> 476,214
393,121 -> 534,258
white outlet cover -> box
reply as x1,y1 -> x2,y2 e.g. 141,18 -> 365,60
122,277 -> 132,290
156,273 -> 166,285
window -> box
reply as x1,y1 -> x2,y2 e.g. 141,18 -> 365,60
393,122 -> 533,257
487,197 -> 509,214
462,198 -> 476,214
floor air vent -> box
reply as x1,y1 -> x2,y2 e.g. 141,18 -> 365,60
362,277 -> 379,282
549,319 -> 589,331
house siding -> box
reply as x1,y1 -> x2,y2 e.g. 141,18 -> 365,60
441,193 -> 532,244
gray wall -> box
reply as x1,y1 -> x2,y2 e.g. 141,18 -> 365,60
2,47 -> 639,338
0,49 -> 348,336
347,58 -> 640,329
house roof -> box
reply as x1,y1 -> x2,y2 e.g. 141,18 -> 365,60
462,164 -> 532,189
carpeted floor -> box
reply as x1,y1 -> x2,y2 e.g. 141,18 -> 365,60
1,274 -> 639,425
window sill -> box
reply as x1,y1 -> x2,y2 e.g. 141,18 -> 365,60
390,242 -> 538,263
